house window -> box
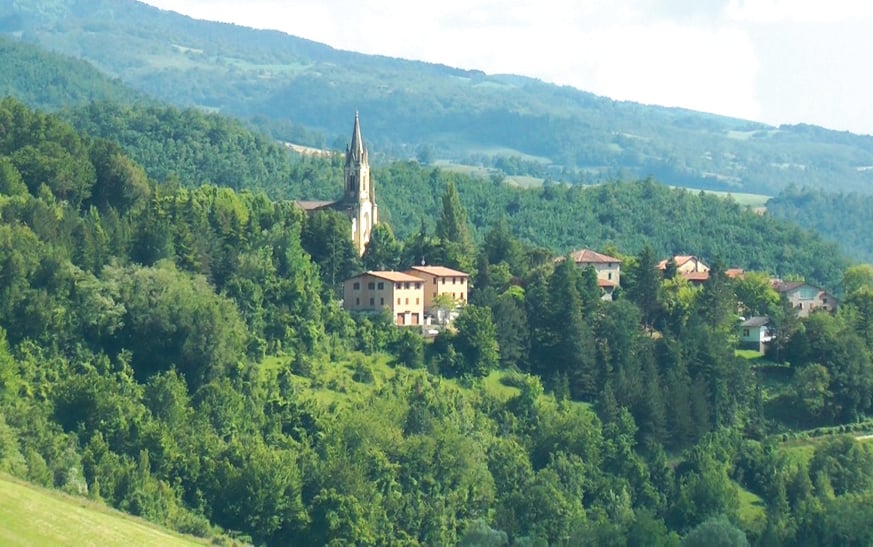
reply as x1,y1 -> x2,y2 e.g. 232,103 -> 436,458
798,303 -> 804,310
607,272 -> 613,280
415,283 -> 421,289
441,278 -> 445,284
743,328 -> 750,337
405,298 -> 409,305
353,282 -> 360,290
377,282 -> 384,290
397,298 -> 401,305
355,297 -> 360,305
380,297 -> 384,305
433,278 -> 437,285
369,297 -> 374,306
396,283 -> 401,289
453,277 -> 457,284
405,282 -> 411,290
433,292 -> 438,298
416,298 -> 420,304
368,282 -> 375,290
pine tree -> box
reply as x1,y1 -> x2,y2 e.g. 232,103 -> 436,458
435,180 -> 475,272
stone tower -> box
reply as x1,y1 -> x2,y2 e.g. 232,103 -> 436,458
343,112 -> 377,255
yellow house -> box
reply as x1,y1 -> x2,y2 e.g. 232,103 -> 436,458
405,265 -> 469,321
342,271 -> 424,325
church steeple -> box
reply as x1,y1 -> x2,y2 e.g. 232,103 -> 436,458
342,112 -> 377,255
347,111 -> 365,164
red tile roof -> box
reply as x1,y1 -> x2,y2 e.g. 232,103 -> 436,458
725,268 -> 745,279
682,271 -> 710,282
657,255 -> 698,270
351,271 -> 424,283
406,265 -> 469,278
568,249 -> 621,264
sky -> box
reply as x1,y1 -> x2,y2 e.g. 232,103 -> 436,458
139,0 -> 873,135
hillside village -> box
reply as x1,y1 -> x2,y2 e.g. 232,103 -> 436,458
323,114 -> 840,348
3,26 -> 873,545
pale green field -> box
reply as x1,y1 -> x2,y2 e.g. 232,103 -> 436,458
0,475 -> 206,547
737,484 -> 767,538
671,186 -> 771,208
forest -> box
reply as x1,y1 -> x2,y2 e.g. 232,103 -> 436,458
2,97 -> 873,545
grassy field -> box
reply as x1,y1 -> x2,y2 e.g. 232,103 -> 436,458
737,484 -> 767,538
0,475 -> 207,546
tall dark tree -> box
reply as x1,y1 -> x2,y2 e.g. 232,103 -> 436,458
627,245 -> 663,328
301,210 -> 361,293
435,180 -> 475,273
361,222 -> 403,271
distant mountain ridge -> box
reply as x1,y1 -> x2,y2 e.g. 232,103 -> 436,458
3,0 -> 873,195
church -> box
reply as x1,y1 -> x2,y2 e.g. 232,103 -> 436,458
296,113 -> 378,255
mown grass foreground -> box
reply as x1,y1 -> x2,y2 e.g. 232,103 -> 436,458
0,475 -> 205,546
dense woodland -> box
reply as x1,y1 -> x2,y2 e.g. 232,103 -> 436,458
766,187 -> 873,264
2,98 -> 873,545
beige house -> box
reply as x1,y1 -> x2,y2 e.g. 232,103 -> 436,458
772,281 -> 838,318
405,265 -> 469,322
342,271 -> 424,325
658,255 -> 711,284
568,249 -> 621,300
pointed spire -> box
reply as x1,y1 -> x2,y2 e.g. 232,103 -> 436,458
348,111 -> 364,163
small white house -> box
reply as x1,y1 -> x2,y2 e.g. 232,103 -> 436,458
739,316 -> 773,353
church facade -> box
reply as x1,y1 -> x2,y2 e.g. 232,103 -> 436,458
296,112 -> 378,255
343,112 -> 378,254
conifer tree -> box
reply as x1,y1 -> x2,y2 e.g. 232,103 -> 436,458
435,181 -> 475,272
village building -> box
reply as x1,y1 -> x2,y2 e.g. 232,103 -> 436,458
739,316 -> 773,353
657,255 -> 710,284
405,265 -> 469,324
342,271 -> 424,326
567,248 -> 621,300
296,112 -> 377,255
772,280 -> 838,318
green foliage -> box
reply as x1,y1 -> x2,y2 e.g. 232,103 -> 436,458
4,89 -> 873,547
681,515 -> 749,547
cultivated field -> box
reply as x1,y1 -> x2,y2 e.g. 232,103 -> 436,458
0,475 -> 206,546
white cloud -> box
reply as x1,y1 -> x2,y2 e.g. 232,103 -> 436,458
725,0 -> 873,23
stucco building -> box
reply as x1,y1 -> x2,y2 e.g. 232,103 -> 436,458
567,249 -> 621,300
405,265 -> 469,323
772,281 -> 838,318
342,271 -> 424,325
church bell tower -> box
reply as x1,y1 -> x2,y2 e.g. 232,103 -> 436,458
343,112 -> 377,255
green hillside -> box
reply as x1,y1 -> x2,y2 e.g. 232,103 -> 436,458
4,98 -> 873,545
0,34 -> 145,110
0,475 -> 205,546
3,0 -> 873,196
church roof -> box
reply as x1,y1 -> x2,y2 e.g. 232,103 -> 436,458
295,200 -> 338,211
